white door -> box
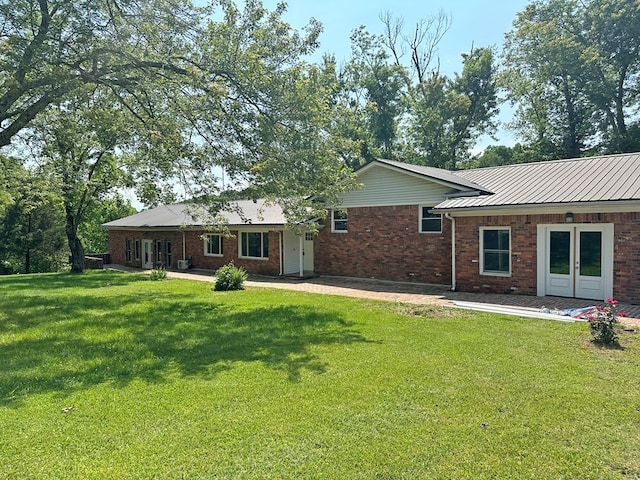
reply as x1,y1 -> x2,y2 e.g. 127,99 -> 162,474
282,230 -> 301,275
541,225 -> 612,300
303,232 -> 314,272
142,239 -> 154,269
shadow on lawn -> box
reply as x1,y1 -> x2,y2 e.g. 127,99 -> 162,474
0,270 -> 144,294
1,274 -> 371,406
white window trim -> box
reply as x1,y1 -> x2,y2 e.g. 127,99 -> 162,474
204,233 -> 223,257
331,209 -> 348,233
238,231 -> 269,260
479,226 -> 512,277
419,206 -> 442,234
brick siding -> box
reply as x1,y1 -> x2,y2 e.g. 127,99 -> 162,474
314,205 -> 452,285
107,229 -> 281,276
454,212 -> 640,304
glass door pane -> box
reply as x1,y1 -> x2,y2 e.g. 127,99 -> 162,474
549,231 -> 571,274
579,231 -> 602,277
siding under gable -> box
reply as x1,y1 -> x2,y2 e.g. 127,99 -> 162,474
339,166 -> 456,208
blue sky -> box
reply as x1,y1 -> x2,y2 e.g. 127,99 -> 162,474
262,0 -> 530,75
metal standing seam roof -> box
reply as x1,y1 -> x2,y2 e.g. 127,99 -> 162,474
434,152 -> 640,210
102,200 -> 288,229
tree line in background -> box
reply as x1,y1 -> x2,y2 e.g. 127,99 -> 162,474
1,0 -> 639,273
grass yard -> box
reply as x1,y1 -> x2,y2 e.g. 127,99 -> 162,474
1,271 -> 639,479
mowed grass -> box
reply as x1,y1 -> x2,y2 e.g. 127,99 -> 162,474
1,271 -> 639,479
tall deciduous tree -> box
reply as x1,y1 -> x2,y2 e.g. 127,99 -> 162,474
503,0 -> 640,157
2,0 -> 357,271
339,26 -> 408,163
339,12 -> 498,170
405,48 -> 499,169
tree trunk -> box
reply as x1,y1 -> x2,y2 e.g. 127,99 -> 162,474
65,208 -> 85,273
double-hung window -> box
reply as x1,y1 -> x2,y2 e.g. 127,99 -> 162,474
480,227 -> 511,275
332,209 -> 348,233
240,232 -> 269,259
204,234 -> 223,256
419,207 -> 442,233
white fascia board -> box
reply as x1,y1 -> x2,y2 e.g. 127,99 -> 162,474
432,201 -> 640,217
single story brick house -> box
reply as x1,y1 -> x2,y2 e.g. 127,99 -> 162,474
103,200 -> 315,277
104,152 -> 640,304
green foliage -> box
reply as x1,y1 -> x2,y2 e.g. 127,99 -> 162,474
0,159 -> 67,274
1,0 -> 357,262
213,262 -> 248,291
1,272 -> 639,478
79,195 -> 137,254
503,0 -> 640,157
587,298 -> 625,346
404,48 -> 499,169
149,267 -> 167,281
338,14 -> 498,169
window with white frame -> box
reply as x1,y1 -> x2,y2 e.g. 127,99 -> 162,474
480,227 -> 511,275
240,231 -> 269,259
332,209 -> 348,232
204,234 -> 223,256
419,207 -> 442,233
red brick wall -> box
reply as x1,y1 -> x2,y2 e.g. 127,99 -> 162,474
314,205 -> 452,284
610,212 -> 640,303
107,229 -> 281,276
454,212 -> 640,304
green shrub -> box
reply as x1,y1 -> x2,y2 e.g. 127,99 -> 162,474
149,267 -> 167,281
213,262 -> 247,291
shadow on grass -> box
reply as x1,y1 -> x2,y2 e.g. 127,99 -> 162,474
1,273 -> 371,406
0,270 -> 145,294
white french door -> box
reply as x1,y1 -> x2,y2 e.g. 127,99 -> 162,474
538,224 -> 613,300
142,239 -> 154,269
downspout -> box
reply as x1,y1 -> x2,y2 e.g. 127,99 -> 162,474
279,231 -> 283,276
445,213 -> 456,291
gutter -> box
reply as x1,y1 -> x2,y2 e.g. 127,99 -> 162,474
445,213 -> 456,292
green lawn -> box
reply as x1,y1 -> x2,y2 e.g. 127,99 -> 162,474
1,271 -> 639,479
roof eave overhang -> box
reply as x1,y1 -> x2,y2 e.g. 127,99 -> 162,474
102,223 -> 287,230
431,200 -> 640,217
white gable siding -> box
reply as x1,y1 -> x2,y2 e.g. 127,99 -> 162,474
338,167 -> 455,208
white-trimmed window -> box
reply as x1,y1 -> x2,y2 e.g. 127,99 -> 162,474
204,234 -> 223,256
480,227 -> 511,276
332,209 -> 348,233
419,207 -> 442,233
240,231 -> 269,259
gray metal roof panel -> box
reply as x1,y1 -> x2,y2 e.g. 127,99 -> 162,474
435,152 -> 640,210
102,199 -> 287,228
